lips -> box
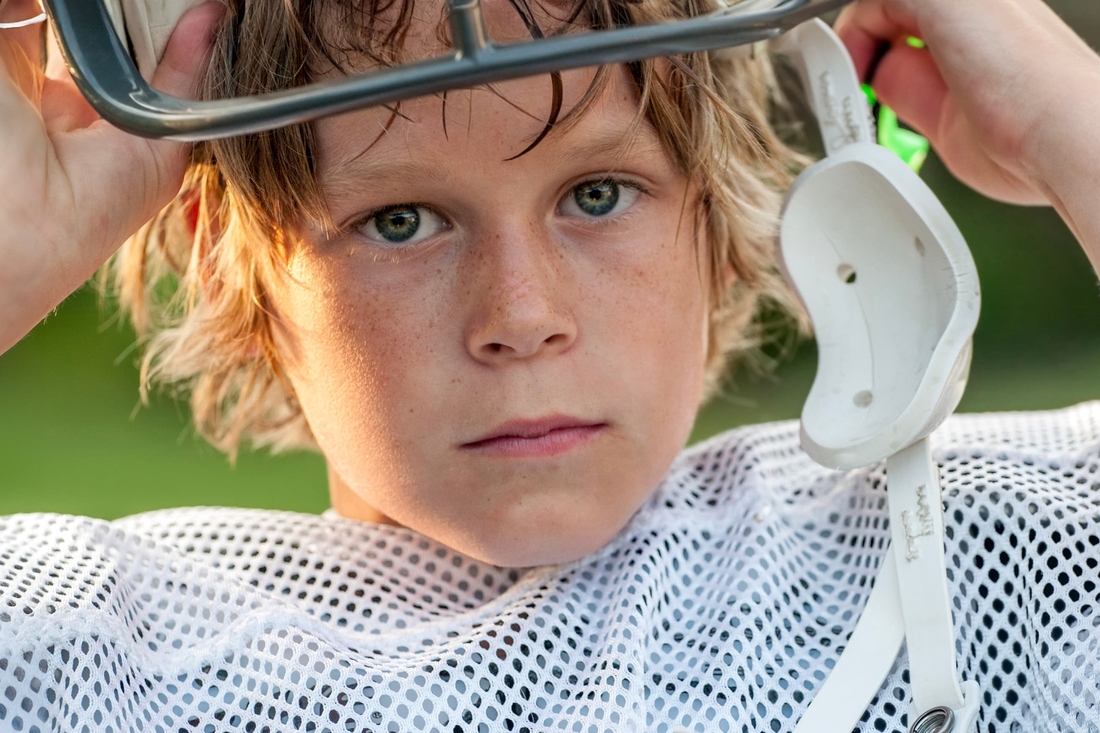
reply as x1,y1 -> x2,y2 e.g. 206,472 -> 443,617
460,415 -> 607,458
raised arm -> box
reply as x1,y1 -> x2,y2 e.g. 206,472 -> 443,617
0,0 -> 221,355
836,0 -> 1100,272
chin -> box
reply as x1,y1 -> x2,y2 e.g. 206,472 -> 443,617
433,443 -> 677,568
447,493 -> 641,568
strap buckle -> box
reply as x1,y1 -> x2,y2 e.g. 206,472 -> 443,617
909,680 -> 980,733
910,706 -> 954,733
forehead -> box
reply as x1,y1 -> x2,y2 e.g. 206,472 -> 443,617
311,0 -> 656,188
314,66 -> 658,195
316,0 -> 593,68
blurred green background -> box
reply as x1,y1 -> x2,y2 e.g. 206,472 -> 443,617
3,1 -> 1100,519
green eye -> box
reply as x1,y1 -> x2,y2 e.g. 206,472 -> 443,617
361,204 -> 447,245
372,206 -> 420,242
572,181 -> 620,217
561,179 -> 640,220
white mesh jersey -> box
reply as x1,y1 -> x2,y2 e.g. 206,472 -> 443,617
3,404 -> 1100,733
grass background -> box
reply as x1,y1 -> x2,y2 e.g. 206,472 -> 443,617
3,1 -> 1100,519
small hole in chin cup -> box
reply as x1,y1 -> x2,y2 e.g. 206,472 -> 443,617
836,264 -> 857,284
853,390 -> 873,408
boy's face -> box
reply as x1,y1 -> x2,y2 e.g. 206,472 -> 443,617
267,34 -> 710,567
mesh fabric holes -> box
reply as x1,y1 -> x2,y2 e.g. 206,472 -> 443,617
4,403 -> 1100,731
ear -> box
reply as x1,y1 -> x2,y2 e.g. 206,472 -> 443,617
722,264 -> 737,287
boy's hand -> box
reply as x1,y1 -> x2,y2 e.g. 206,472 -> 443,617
0,0 -> 222,354
836,0 -> 1100,206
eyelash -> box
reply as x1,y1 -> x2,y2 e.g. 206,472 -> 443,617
344,175 -> 650,247
344,202 -> 436,235
561,177 -> 649,225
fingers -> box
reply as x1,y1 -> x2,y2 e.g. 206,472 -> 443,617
150,1 -> 225,99
45,0 -> 224,136
867,43 -> 946,142
37,14 -> 97,130
138,0 -> 226,200
833,0 -> 944,148
0,0 -> 225,352
0,0 -> 45,106
0,0 -> 44,57
56,1 -> 225,247
834,0 -> 919,82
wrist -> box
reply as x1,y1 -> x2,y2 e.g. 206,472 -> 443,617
1023,58 -> 1100,195
1023,58 -> 1100,271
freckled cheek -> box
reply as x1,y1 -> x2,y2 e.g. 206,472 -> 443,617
598,227 -> 707,353
271,259 -> 453,452
570,233 -> 704,461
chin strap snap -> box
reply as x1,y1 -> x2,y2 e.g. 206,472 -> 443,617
909,681 -> 980,733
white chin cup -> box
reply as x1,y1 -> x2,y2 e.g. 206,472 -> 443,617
780,142 -> 980,470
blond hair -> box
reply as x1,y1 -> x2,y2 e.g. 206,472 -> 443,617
111,0 -> 808,457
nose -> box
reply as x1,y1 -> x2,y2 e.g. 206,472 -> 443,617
464,226 -> 578,365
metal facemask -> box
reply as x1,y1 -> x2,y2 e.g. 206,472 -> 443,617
25,0 -> 855,141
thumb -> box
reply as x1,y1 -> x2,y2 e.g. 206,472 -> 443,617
55,0 -> 225,249
137,0 -> 226,192
867,43 -> 948,143
834,0 -> 920,82
150,1 -> 226,100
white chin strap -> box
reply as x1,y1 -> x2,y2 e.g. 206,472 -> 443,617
774,19 -> 982,733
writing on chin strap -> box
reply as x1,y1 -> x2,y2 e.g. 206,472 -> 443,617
887,438 -> 965,716
788,438 -> 982,733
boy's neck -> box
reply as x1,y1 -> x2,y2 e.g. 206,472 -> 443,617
327,464 -> 402,526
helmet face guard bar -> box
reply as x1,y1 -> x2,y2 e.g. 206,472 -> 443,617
44,0 -> 853,142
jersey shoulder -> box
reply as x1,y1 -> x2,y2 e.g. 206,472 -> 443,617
650,400 -> 1100,513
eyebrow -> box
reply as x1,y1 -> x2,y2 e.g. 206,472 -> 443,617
319,123 -> 663,201
321,157 -> 455,203
560,127 -> 662,167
